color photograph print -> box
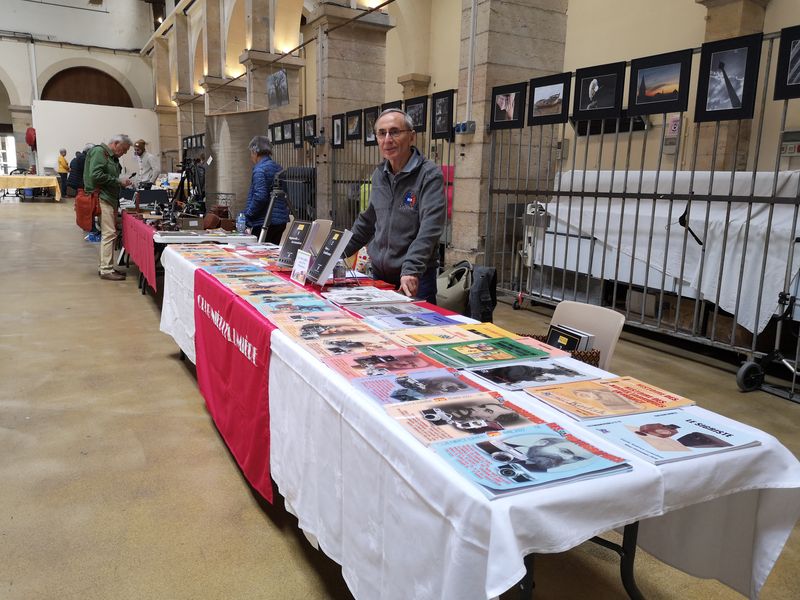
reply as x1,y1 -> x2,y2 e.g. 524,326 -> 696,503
431,89 -> 455,141
363,106 -> 379,146
266,69 -> 289,108
573,62 -> 626,121
774,25 -> 800,100
527,72 -> 571,126
293,119 -> 302,148
303,115 -> 317,142
490,81 -> 527,130
283,121 -> 293,143
694,33 -> 762,122
404,95 -> 428,132
627,49 -> 692,116
346,110 -> 362,140
331,114 -> 344,149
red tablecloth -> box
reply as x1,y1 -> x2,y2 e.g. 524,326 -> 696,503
194,269 -> 276,502
122,212 -> 158,292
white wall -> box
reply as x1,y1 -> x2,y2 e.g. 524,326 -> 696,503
32,100 -> 159,177
1,0 -> 153,50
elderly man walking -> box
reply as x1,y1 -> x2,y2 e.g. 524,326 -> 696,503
84,134 -> 132,281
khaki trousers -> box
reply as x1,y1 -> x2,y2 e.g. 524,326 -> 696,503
98,200 -> 117,275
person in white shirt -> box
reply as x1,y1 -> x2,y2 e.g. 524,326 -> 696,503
132,139 -> 160,189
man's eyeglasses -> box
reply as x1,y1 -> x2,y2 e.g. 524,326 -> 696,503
376,128 -> 412,140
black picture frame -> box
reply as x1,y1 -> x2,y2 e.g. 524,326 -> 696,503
382,100 -> 402,111
627,49 -> 692,116
694,33 -> 763,122
527,72 -> 572,126
331,114 -> 344,149
490,81 -> 527,130
404,95 -> 428,132
293,119 -> 303,148
272,123 -> 283,143
573,61 -> 626,121
303,115 -> 317,142
431,89 -> 455,141
282,121 -> 293,144
345,110 -> 362,140
774,25 -> 800,101
363,106 -> 379,146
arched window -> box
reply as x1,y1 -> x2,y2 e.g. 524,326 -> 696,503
41,67 -> 133,108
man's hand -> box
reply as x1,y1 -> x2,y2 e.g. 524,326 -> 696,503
122,178 -> 132,187
399,274 -> 419,298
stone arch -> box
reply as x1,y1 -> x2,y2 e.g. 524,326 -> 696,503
224,0 -> 246,78
0,63 -> 22,106
37,58 -> 143,108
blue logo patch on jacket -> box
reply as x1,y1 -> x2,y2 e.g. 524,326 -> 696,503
403,190 -> 417,209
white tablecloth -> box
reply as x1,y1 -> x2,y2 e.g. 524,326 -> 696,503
159,244 -> 800,599
551,170 -> 800,334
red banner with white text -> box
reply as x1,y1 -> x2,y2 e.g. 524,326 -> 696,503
194,269 -> 275,502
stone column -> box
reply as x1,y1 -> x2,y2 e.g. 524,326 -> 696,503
152,38 -> 172,107
245,0 -> 271,53
203,0 -> 224,79
451,0 -> 567,266
695,0 -> 771,170
201,76 -> 248,114
306,3 -> 392,220
240,50 -> 304,114
397,73 -> 431,99
8,105 -> 33,169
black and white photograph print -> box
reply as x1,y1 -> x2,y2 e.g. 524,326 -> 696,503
528,72 -> 572,126
363,106 -> 379,146
346,110 -> 362,140
572,62 -> 626,121
283,121 -> 294,144
382,100 -> 403,111
293,119 -> 302,148
272,123 -> 283,143
331,114 -> 344,149
431,89 -> 455,140
774,25 -> 800,100
490,81 -> 527,130
404,95 -> 428,132
627,49 -> 692,116
266,69 -> 289,108
303,115 -> 317,142
695,33 -> 762,122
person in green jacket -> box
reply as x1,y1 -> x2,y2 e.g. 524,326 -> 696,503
84,134 -> 132,280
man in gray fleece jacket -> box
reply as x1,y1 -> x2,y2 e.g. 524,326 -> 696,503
344,108 -> 445,303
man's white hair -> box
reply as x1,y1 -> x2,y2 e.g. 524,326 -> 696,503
108,134 -> 132,146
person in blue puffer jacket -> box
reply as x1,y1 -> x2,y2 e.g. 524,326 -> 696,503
244,135 -> 287,243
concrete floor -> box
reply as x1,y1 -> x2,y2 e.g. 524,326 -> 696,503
1,199 -> 798,600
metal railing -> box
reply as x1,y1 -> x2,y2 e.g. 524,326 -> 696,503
484,33 -> 800,360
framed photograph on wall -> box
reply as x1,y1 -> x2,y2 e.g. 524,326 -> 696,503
382,100 -> 402,111
272,123 -> 283,143
774,25 -> 800,100
331,114 -> 344,149
490,81 -> 527,130
694,33 -> 762,122
363,106 -> 379,146
431,89 -> 455,140
293,119 -> 303,148
627,49 -> 692,116
283,121 -> 293,143
346,110 -> 362,140
573,61 -> 626,121
527,72 -> 572,126
404,95 -> 428,132
303,115 -> 317,142
266,128 -> 272,143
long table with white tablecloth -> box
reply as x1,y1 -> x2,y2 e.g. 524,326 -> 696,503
159,244 -> 800,600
